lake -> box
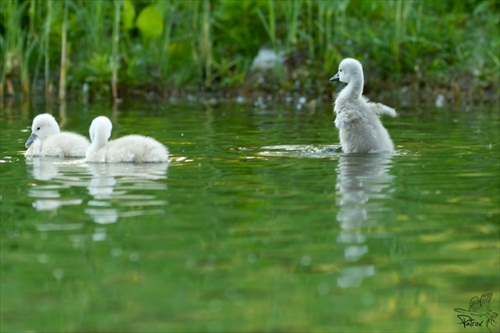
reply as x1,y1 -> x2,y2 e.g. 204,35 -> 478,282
1,98 -> 499,332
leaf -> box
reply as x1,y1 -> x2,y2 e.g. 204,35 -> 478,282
136,5 -> 163,40
122,0 -> 136,31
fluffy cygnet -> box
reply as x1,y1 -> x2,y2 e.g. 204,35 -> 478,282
25,113 -> 90,157
86,116 -> 169,163
330,58 -> 397,153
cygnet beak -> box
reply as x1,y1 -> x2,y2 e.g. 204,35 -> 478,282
25,133 -> 37,148
330,73 -> 340,82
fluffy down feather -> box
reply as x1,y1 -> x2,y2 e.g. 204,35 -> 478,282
25,113 -> 89,157
86,116 -> 169,163
331,58 -> 396,153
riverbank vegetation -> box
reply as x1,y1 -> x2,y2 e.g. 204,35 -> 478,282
1,0 -> 498,104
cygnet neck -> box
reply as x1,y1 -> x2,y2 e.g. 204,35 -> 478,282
340,72 -> 364,100
90,126 -> 110,150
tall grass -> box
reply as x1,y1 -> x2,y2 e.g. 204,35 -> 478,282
0,0 -> 498,102
158,1 -> 176,82
257,0 -> 276,50
191,0 -> 213,89
44,0 -> 52,96
1,0 -> 37,97
111,0 -> 122,101
58,0 -> 68,101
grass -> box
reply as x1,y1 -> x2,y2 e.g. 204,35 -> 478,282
58,0 -> 68,101
111,0 -> 122,101
0,0 -> 498,103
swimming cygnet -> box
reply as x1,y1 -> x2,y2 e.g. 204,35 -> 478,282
25,113 -> 90,157
330,58 -> 397,153
86,116 -> 169,163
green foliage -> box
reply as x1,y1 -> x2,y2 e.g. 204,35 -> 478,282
0,0 -> 498,99
136,4 -> 163,40
121,0 -> 136,31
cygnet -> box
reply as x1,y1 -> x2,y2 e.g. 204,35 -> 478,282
25,113 -> 90,157
330,58 -> 396,153
86,116 -> 169,163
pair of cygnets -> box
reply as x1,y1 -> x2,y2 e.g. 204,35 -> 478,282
24,58 -> 395,160
25,115 -> 169,163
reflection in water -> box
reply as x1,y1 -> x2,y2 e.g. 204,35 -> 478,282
26,158 -> 169,225
26,157 -> 87,211
27,157 -> 61,181
258,145 -> 341,158
335,154 -> 394,288
85,163 -> 168,224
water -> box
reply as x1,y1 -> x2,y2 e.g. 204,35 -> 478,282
1,100 -> 499,332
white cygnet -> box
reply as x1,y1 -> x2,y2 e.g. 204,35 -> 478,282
25,113 -> 90,157
86,116 -> 169,163
330,58 -> 397,153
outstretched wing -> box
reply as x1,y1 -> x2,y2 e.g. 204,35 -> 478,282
368,102 -> 397,118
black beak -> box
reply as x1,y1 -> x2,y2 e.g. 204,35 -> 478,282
330,73 -> 340,82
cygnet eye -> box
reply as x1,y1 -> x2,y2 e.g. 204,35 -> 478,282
36,127 -> 40,130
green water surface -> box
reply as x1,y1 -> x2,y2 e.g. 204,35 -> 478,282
1,100 -> 499,333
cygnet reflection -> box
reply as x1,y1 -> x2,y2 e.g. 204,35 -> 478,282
85,163 -> 168,224
26,157 -> 87,211
26,156 -> 63,181
335,153 -> 394,288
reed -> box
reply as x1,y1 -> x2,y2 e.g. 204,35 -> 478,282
257,0 -> 277,50
0,0 -> 497,101
111,0 -> 122,101
158,1 -> 176,81
281,0 -> 300,51
305,0 -> 314,58
73,0 -> 113,94
200,0 -> 213,88
58,0 -> 68,101
317,0 -> 338,75
1,0 -> 30,97
44,0 -> 52,95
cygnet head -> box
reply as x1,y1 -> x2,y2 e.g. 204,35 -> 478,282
89,116 -> 112,144
330,58 -> 363,84
25,113 -> 61,148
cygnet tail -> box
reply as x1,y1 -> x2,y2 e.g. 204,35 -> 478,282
371,103 -> 397,117
144,146 -> 169,163
135,144 -> 169,163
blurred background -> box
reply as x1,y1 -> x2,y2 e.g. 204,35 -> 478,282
1,2 -> 499,332
1,0 -> 499,104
